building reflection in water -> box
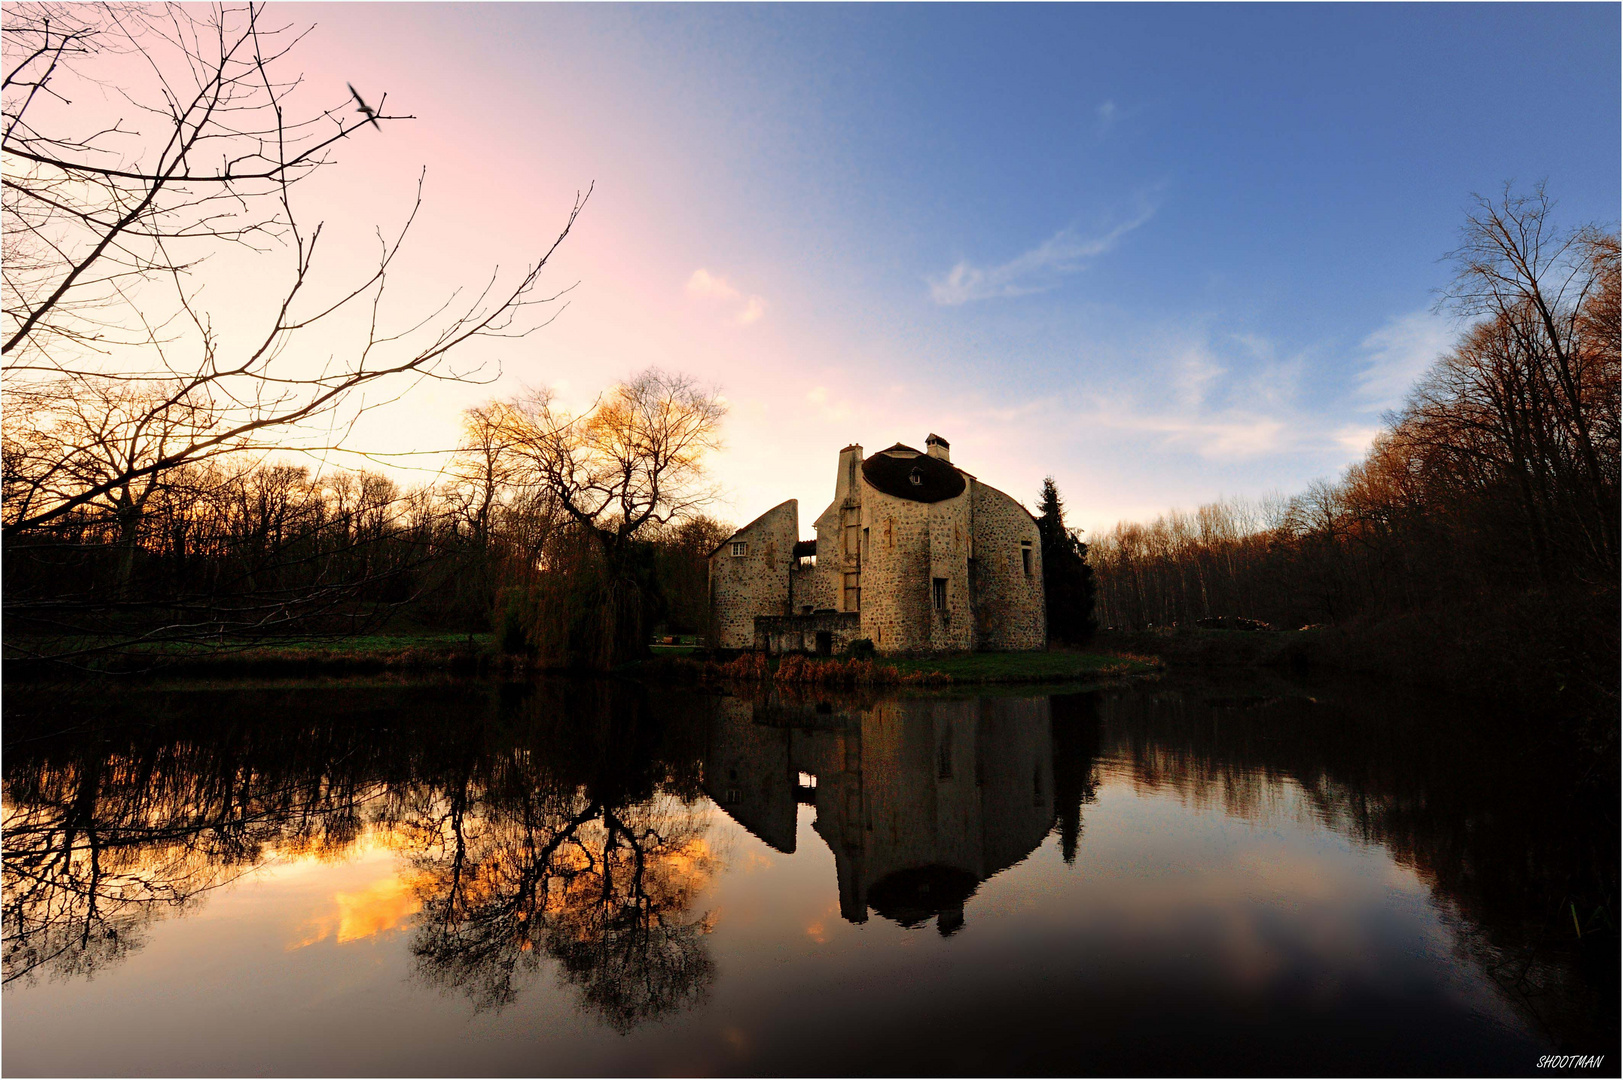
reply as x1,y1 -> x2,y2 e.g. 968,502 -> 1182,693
702,693 -> 1097,935
6,680 -> 1610,1055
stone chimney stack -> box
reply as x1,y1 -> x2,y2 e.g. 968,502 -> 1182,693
835,443 -> 864,501
925,433 -> 950,462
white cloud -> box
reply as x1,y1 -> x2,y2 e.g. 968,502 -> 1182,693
1084,400 -> 1290,459
928,200 -> 1156,305
686,268 -> 740,301
1096,99 -> 1118,134
1353,309 -> 1455,411
1069,330 -> 1347,462
687,268 -> 766,326
1331,424 -> 1384,455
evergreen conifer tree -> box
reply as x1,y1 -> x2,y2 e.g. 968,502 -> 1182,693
1036,477 -> 1096,644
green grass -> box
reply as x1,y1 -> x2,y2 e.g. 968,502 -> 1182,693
885,649 -> 1160,684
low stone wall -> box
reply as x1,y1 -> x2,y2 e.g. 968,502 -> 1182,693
754,612 -> 863,655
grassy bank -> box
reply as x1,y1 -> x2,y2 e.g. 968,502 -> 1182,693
631,647 -> 1161,689
4,632 -> 516,679
886,649 -> 1160,683
7,631 -> 1159,689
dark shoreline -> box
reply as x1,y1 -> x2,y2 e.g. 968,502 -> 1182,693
1,636 -> 1161,688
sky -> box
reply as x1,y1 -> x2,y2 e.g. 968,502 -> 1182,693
231,4 -> 1620,536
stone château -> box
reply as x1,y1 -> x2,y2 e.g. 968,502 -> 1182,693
709,435 -> 1045,654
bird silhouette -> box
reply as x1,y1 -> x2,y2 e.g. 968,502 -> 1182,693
347,83 -> 381,129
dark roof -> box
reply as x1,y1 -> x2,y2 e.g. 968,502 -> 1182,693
861,445 -> 966,503
792,540 -> 817,559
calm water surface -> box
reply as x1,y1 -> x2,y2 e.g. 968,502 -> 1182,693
3,676 -> 1616,1076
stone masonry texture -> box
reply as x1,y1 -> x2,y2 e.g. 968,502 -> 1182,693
709,441 -> 1046,654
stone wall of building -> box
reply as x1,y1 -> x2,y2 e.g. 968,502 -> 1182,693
853,477 -> 980,654
811,444 -> 864,617
754,611 -> 862,655
789,563 -> 836,613
926,489 -> 975,652
710,439 -> 1049,655
708,499 -> 798,649
968,480 -> 1047,651
856,485 -> 932,653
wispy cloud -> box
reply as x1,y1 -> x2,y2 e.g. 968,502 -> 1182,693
686,268 -> 740,301
1353,309 -> 1455,411
686,268 -> 766,325
928,200 -> 1157,305
1095,99 -> 1119,135
1084,398 -> 1291,459
1172,349 -> 1226,409
1074,333 -> 1349,461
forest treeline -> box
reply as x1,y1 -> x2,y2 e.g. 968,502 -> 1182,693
2,372 -> 734,667
1091,188 -> 1619,715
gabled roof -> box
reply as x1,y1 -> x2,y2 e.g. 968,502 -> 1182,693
708,499 -> 797,558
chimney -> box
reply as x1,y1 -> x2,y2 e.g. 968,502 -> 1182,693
925,433 -> 950,462
835,443 -> 864,501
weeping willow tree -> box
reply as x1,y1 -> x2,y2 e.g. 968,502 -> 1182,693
489,370 -> 726,669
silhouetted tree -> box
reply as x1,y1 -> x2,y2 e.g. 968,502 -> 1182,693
1036,476 -> 1095,644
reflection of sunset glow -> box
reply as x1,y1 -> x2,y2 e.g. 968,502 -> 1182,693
805,921 -> 826,944
287,874 -> 421,950
337,876 -> 421,943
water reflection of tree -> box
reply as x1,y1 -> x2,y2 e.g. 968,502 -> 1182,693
2,682 -> 720,1030
2,705 -> 383,986
402,688 -> 718,1024
407,790 -> 716,1024
1091,680 -> 1619,1051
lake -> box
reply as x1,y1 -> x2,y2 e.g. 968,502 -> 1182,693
2,674 -> 1616,1076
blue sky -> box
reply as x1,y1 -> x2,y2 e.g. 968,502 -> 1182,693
283,2 -> 1619,535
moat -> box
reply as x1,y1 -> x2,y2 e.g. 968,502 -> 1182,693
2,675 -> 1616,1076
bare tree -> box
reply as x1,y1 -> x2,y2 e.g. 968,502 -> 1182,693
2,2 -> 587,541
1441,183 -> 1619,568
2,3 -> 588,660
493,369 -> 727,667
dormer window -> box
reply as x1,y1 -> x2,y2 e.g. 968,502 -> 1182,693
730,541 -> 748,557
909,468 -> 923,486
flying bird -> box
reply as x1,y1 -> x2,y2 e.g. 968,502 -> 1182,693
347,83 -> 381,129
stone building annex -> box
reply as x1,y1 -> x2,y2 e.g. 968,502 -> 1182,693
709,435 -> 1045,654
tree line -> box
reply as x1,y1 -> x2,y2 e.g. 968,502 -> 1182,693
3,369 -> 733,669
1090,186 -> 1619,713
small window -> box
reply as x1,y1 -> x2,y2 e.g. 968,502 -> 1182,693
909,468 -> 923,487
932,577 -> 947,611
844,572 -> 861,612
731,541 -> 748,557
1021,541 -> 1033,576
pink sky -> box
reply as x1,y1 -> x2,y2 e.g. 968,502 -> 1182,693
31,4 -> 1614,539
